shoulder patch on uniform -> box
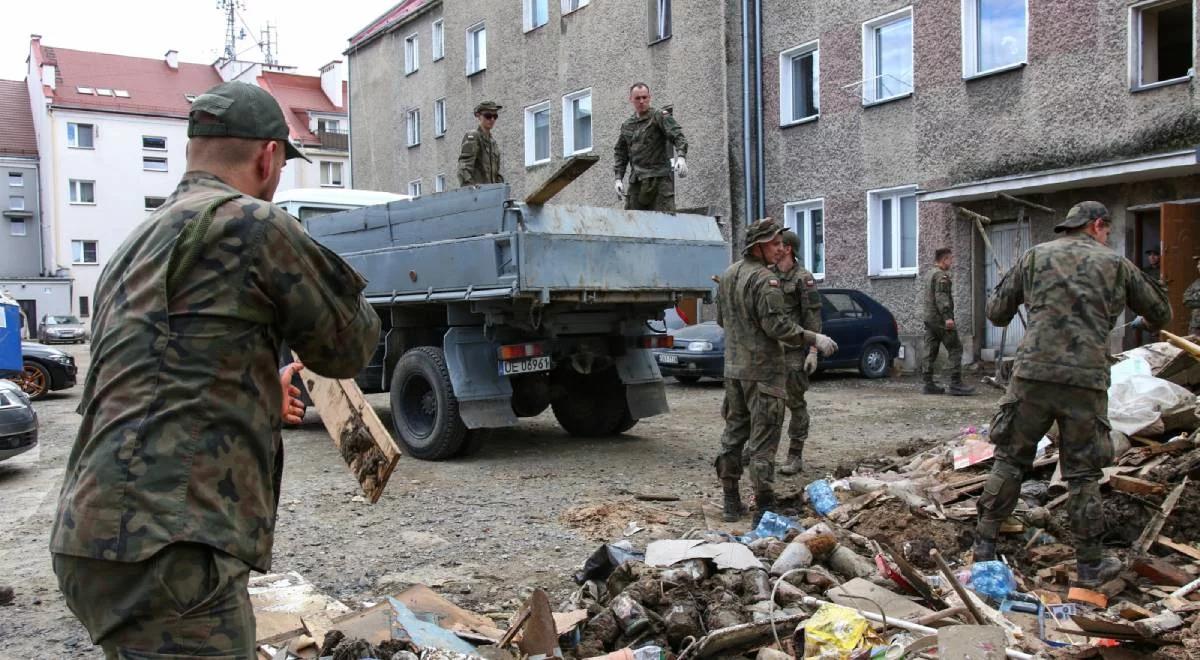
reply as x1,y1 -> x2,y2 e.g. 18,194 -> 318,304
465,134 -> 476,140
804,277 -> 815,287
768,278 -> 780,287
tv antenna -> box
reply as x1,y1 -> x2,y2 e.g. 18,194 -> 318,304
217,0 -> 247,60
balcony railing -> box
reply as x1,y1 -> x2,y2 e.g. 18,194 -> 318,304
317,129 -> 349,151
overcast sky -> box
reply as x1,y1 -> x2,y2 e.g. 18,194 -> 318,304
0,1 -> 396,82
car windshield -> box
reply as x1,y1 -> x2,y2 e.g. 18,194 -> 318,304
45,316 -> 80,325
671,322 -> 723,342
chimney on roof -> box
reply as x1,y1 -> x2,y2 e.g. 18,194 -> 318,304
43,65 -> 56,90
320,60 -> 343,107
165,50 -> 179,70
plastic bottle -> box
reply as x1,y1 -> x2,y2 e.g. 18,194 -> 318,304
631,646 -> 666,660
738,511 -> 802,542
970,560 -> 1016,602
806,479 -> 839,516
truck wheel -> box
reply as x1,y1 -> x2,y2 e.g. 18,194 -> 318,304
551,370 -> 626,437
390,346 -> 468,460
614,406 -> 638,434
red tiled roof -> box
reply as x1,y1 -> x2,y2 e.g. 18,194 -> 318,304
39,45 -> 223,119
349,0 -> 431,47
257,71 -> 346,146
0,79 -> 38,157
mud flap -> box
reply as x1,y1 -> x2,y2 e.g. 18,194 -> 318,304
442,327 -> 517,429
615,349 -> 669,420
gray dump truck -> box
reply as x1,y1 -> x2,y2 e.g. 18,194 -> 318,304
303,183 -> 727,460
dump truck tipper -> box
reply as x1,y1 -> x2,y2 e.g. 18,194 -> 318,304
304,183 -> 728,460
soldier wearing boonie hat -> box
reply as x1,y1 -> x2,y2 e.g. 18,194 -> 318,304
458,101 -> 504,187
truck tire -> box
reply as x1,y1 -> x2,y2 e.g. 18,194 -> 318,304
551,370 -> 626,437
614,406 -> 638,434
390,346 -> 468,460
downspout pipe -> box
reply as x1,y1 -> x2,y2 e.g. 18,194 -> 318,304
741,0 -> 754,229
753,0 -> 765,219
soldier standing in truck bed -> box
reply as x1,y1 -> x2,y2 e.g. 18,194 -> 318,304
613,83 -> 688,212
458,101 -> 504,187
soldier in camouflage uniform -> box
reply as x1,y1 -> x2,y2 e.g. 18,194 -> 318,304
613,83 -> 688,212
716,219 -> 838,524
974,201 -> 1171,588
921,248 -> 974,396
458,101 -> 504,187
1184,258 -> 1200,336
49,81 -> 381,658
775,230 -> 823,476
1143,249 -> 1161,282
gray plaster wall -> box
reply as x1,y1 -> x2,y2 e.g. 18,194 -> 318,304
0,159 -> 42,278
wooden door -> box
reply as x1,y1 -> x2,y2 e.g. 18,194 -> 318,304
1160,203 -> 1200,336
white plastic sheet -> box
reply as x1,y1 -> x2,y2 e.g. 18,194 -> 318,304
1109,357 -> 1198,436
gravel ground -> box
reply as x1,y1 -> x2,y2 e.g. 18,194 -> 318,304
0,344 -> 999,658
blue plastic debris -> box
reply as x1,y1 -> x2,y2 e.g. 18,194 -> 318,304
969,561 -> 1016,602
735,511 -> 802,543
805,479 -> 839,516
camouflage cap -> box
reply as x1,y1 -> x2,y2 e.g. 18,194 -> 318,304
743,218 -> 783,255
187,81 -> 311,162
1054,201 -> 1108,233
474,100 -> 503,114
780,230 -> 800,254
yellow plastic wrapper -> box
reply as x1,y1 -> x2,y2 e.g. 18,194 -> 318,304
803,604 -> 884,659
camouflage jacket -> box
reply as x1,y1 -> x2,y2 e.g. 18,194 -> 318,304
921,267 -> 955,327
457,128 -> 504,186
1184,278 -> 1200,309
987,232 -> 1171,391
774,261 -> 822,365
613,107 -> 688,183
50,172 -> 380,571
717,255 -> 811,391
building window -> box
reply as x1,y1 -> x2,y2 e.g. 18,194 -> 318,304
868,186 -> 918,276
1131,0 -> 1195,90
67,122 -> 95,149
144,196 -> 166,210
143,156 -> 168,172
321,161 -> 345,187
467,23 -> 487,75
525,0 -> 549,31
435,174 -> 446,193
408,180 -> 422,197
142,135 -> 167,150
562,0 -> 590,13
780,41 -> 819,125
562,89 -> 593,156
649,0 -> 672,42
79,296 -> 90,318
406,108 -> 421,147
962,0 -> 1027,77
524,101 -> 551,166
434,98 -> 447,137
784,199 -> 825,279
9,219 -> 25,237
69,179 -> 95,204
72,239 -> 98,264
317,118 -> 342,133
432,19 -> 445,60
9,196 -> 24,211
8,172 -> 23,187
405,33 -> 420,75
862,7 -> 914,105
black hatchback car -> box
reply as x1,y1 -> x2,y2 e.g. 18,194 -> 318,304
8,341 -> 78,400
652,288 -> 902,382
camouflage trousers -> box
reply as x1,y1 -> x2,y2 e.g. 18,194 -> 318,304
624,176 -> 675,213
53,542 -> 254,659
975,377 -> 1113,562
784,362 -> 810,458
716,378 -> 785,495
922,323 -> 963,383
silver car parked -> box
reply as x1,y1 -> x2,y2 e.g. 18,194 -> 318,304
38,315 -> 88,344
0,379 -> 37,462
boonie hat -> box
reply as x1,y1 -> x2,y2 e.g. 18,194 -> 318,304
1054,201 -> 1108,233
743,218 -> 783,255
188,81 -> 311,162
474,100 -> 503,114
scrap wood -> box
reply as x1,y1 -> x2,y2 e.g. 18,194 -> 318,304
1109,475 -> 1167,497
1156,536 -> 1200,562
930,548 -> 985,625
1134,477 -> 1189,554
1161,330 -> 1200,362
676,612 -> 809,660
515,589 -> 557,658
879,542 -> 950,610
913,606 -> 969,626
523,154 -> 599,204
1133,556 -> 1194,589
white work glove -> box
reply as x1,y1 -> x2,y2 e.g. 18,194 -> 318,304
671,157 -> 688,178
811,332 -> 838,357
804,351 -> 819,375
614,179 -> 626,198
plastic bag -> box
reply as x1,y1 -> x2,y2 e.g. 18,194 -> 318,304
574,541 -> 644,584
736,511 -> 802,543
970,560 -> 1016,602
1108,358 -> 1197,435
806,480 -> 839,516
804,603 -> 882,658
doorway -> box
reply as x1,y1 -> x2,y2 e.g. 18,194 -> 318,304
16,299 -> 35,338
984,223 -> 1030,350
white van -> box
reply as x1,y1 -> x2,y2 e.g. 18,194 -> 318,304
273,188 -> 410,231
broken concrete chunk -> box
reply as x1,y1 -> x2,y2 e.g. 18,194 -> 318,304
937,625 -> 1006,659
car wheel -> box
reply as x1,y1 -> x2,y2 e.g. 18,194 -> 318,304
15,361 -> 51,400
675,375 -> 701,384
858,343 -> 891,379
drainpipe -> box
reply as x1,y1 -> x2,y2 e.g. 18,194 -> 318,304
346,54 -> 354,190
741,0 -> 754,229
753,0 -> 765,219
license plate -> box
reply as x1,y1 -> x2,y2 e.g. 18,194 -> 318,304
898,346 -> 906,360
658,354 -> 679,365
499,356 -> 552,376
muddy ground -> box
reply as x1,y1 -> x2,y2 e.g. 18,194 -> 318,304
0,345 -> 999,658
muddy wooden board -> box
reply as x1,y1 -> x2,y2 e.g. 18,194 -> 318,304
524,154 -> 599,205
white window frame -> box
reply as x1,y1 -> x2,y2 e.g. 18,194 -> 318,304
9,218 -> 26,237
9,195 -> 25,211
406,108 -> 421,147
524,0 -> 550,32
562,0 -> 590,14
1129,0 -> 1196,91
861,7 -> 914,106
320,161 -> 344,187
961,0 -> 1028,79
867,185 -> 919,277
68,179 -> 95,205
72,239 -> 99,265
466,23 -> 487,75
783,199 -> 825,280
142,156 -> 168,172
562,88 -> 594,156
408,179 -> 423,197
144,196 -> 166,211
432,19 -> 445,61
142,135 -> 167,150
779,40 -> 820,126
524,100 -> 552,167
404,33 -> 420,75
435,174 -> 447,193
650,0 -> 672,42
67,122 -> 95,149
434,98 -> 447,137
8,172 -> 23,187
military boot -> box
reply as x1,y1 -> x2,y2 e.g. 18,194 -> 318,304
752,490 -> 777,527
972,537 -> 997,563
922,381 -> 945,395
779,445 -> 805,476
722,479 -> 745,522
948,379 -> 976,396
1074,556 -> 1124,589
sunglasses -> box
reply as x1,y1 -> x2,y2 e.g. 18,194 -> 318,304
481,113 -> 498,120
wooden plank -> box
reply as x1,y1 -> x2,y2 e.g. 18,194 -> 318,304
930,548 -> 985,625
1157,536 -> 1200,562
524,154 -> 599,205
1132,557 -> 1192,587
300,360 -> 402,503
1110,475 -> 1167,497
1134,478 -> 1189,554
1161,330 -> 1200,362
